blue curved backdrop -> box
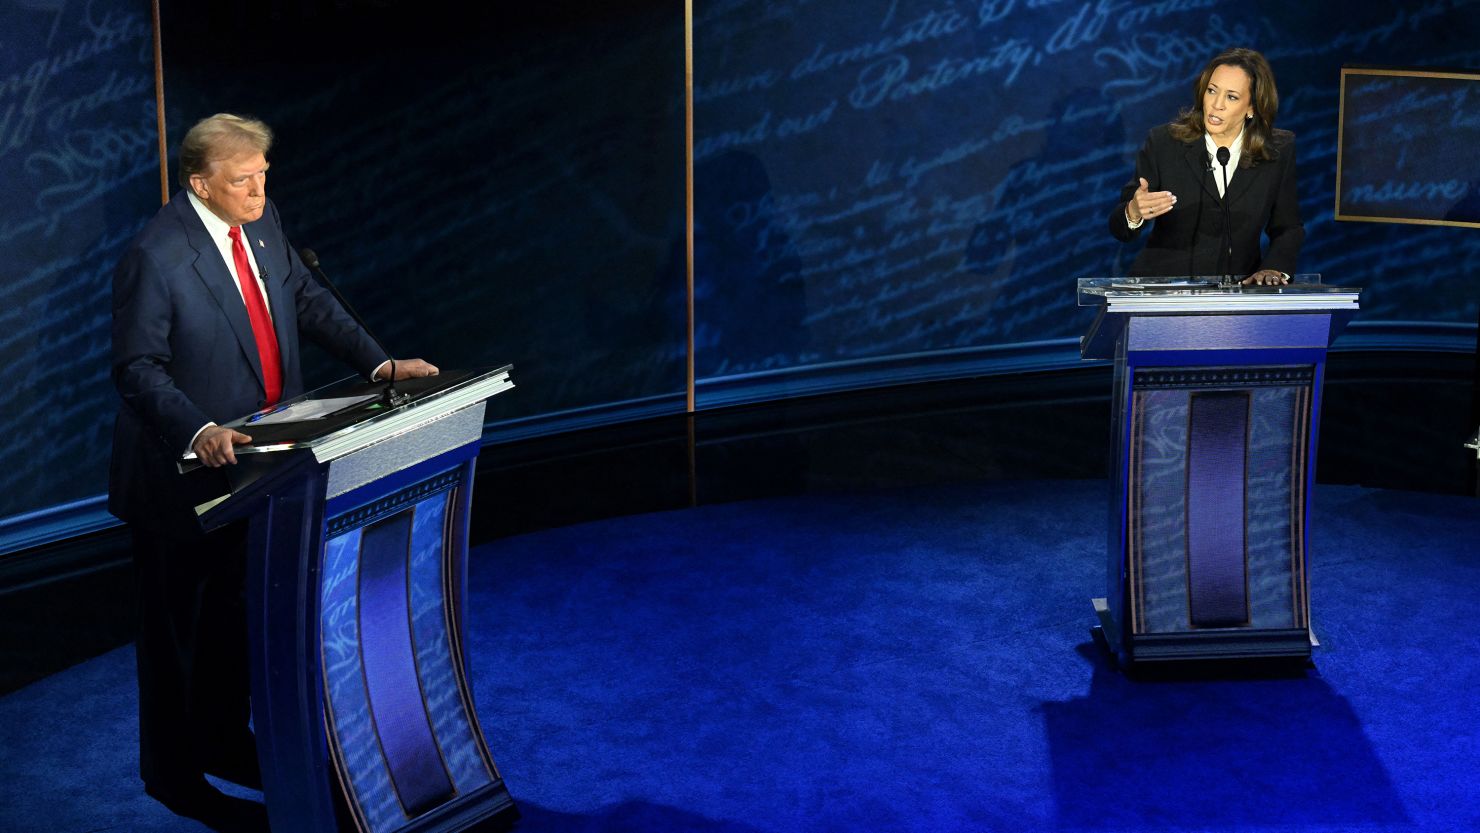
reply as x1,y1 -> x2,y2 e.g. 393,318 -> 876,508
0,0 -> 159,544
1,0 -> 1478,548
691,0 -> 1480,398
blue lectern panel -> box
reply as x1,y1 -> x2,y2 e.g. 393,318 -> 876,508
1130,390 -> 1189,635
1127,314 -> 1334,352
408,492 -> 495,791
1186,392 -> 1251,628
322,527 -> 404,832
360,512 -> 456,816
320,472 -> 498,833
1130,375 -> 1309,634
1247,387 -> 1304,629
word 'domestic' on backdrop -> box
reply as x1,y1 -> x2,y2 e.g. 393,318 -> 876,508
692,0 -> 1480,380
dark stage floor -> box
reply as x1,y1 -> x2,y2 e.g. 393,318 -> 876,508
3,478 -> 1477,832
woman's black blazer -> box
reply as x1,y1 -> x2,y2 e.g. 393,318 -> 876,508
1109,124 -> 1304,278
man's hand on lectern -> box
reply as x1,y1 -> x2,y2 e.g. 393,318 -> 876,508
376,358 -> 440,381
193,425 -> 253,468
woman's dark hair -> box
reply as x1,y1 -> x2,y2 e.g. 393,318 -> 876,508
1169,47 -> 1280,165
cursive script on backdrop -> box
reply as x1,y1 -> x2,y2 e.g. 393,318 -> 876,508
692,0 -> 1480,379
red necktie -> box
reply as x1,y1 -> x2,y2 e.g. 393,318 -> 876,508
228,226 -> 283,405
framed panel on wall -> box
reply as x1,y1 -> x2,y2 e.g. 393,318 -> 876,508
1335,66 -> 1480,228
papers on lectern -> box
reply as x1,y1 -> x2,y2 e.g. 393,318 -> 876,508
247,394 -> 377,426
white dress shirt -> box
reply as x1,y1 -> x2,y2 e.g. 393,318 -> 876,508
186,191 -> 273,317
1126,124 -> 1246,229
1204,126 -> 1245,198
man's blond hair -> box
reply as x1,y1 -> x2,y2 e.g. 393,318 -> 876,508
177,113 -> 273,188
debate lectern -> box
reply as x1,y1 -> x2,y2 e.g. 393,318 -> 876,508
188,367 -> 518,833
1078,278 -> 1360,665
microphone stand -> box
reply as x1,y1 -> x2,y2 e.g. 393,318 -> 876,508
1216,146 -> 1234,286
298,248 -> 412,407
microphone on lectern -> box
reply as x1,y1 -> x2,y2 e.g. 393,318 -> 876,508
298,248 -> 409,407
1215,146 -> 1234,285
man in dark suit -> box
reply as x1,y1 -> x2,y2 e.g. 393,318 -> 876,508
109,113 -> 436,826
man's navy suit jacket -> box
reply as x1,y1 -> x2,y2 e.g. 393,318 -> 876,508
1108,125 -> 1305,278
109,190 -> 384,535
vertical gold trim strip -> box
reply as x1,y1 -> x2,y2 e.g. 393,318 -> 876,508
684,1 -> 698,506
1240,392 -> 1252,627
687,414 -> 697,508
1129,390 -> 1142,635
1290,389 -> 1301,626
1293,386 -> 1311,628
151,0 -> 168,204
1181,392 -> 1193,630
1333,68 -> 1346,224
684,0 -> 696,414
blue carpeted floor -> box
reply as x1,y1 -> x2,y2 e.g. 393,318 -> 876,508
3,480 -> 1478,832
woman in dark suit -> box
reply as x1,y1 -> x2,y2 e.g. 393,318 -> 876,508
1109,47 -> 1303,285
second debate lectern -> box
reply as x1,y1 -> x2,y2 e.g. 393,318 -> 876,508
188,367 -> 519,833
1078,277 -> 1360,665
